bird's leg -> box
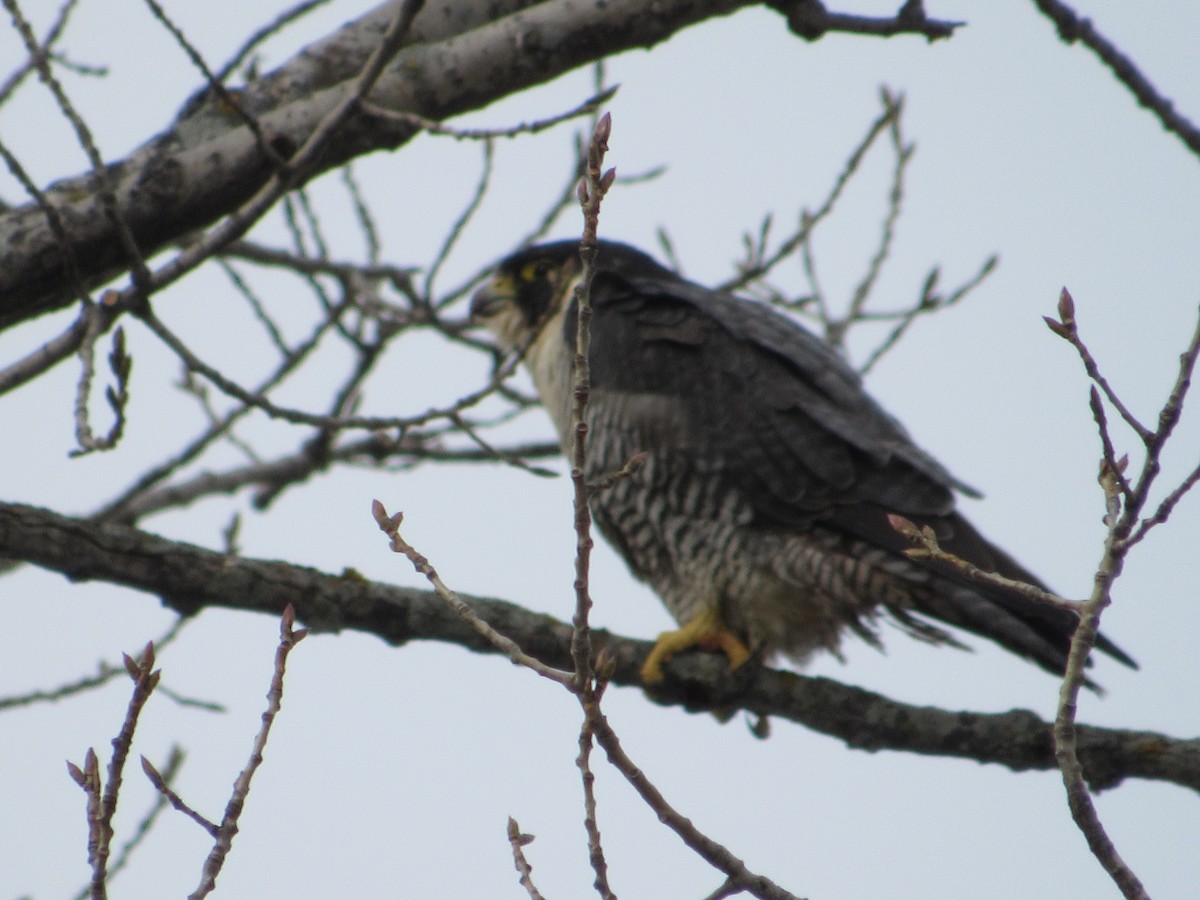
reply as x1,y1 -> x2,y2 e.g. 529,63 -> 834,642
641,607 -> 752,682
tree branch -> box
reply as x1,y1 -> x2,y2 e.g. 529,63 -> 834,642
0,0 -> 958,328
3,499 -> 1195,794
1029,0 -> 1200,161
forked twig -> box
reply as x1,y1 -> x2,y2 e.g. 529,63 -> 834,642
65,643 -> 160,900
1039,293 -> 1200,900
187,606 -> 308,899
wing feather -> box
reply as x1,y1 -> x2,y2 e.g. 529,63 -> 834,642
576,258 -> 1135,672
584,268 -> 966,521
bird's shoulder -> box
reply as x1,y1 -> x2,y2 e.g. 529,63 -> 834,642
575,263 -> 972,519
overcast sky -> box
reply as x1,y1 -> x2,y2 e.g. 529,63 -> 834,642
2,2 -> 1198,898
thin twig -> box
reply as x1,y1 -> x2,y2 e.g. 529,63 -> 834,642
1086,386 -> 1134,503
588,705 -> 800,900
135,301 -> 526,430
99,0 -> 425,320
70,318 -> 132,456
0,617 -> 187,709
372,501 -> 574,686
424,138 -> 495,298
217,259 -> 290,355
3,0 -> 152,292
1044,297 -> 1200,899
0,0 -> 87,105
570,115 -> 619,897
341,162 -> 382,264
1052,457 -> 1146,900
188,606 -> 307,899
836,87 -> 913,345
94,292 -> 356,523
1044,288 -> 1151,441
569,112 -> 614,689
141,755 -> 218,837
448,411 -> 558,478
65,643 -> 161,900
142,0 -> 282,167
507,817 -> 547,900
1127,456 -> 1200,547
1029,0 -> 1200,160
213,0 -> 334,84
719,90 -> 903,294
73,747 -> 185,900
360,86 -> 617,141
857,255 -> 998,376
887,514 -> 1083,614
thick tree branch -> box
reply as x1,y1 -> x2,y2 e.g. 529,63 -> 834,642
0,0 -> 736,324
0,0 -> 960,329
2,500 -> 1195,794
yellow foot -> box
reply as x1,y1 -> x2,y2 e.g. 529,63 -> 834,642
640,608 -> 751,683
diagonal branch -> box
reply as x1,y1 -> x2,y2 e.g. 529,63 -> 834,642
0,0 -> 957,328
1029,0 -> 1200,161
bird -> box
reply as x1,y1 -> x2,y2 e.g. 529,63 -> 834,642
470,239 -> 1136,686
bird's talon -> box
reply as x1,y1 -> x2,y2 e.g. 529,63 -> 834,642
639,610 -> 750,683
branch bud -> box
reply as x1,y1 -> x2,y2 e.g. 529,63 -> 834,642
593,111 -> 612,147
886,513 -> 920,540
1043,316 -> 1071,340
1057,287 -> 1076,325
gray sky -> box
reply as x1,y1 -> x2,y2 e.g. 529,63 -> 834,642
1,2 -> 1197,897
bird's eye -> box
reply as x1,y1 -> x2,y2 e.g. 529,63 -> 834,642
521,260 -> 553,281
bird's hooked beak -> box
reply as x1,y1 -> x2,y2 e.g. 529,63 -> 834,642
469,273 -> 531,351
468,275 -> 514,323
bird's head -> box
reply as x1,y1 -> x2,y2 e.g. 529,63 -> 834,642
469,241 -> 584,350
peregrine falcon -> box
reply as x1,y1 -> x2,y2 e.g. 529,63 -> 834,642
470,239 -> 1135,685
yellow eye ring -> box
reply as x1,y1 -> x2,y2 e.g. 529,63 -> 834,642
520,259 -> 553,281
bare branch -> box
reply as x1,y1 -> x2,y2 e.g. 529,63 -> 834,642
372,500 -> 574,686
857,254 -> 998,376
720,89 -> 903,294
0,0 -> 963,327
1044,288 -> 1151,441
361,85 -> 618,143
1029,0 -> 1200,161
189,606 -> 308,899
770,0 -> 961,41
1045,297 -> 1200,897
887,514 -> 1084,614
213,0 -> 336,84
569,111 -> 614,689
142,755 -> 218,837
141,0 -> 282,166
3,0 -> 152,293
10,501 -> 1192,793
0,617 -> 188,709
75,747 -> 185,900
587,702 -> 801,900
506,817 -> 547,900
423,138 -> 495,299
65,642 -> 160,900
577,698 -> 615,900
107,0 -> 425,316
70,318 -> 131,455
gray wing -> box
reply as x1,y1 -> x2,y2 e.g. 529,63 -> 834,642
579,268 -> 1136,672
586,270 -> 970,523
